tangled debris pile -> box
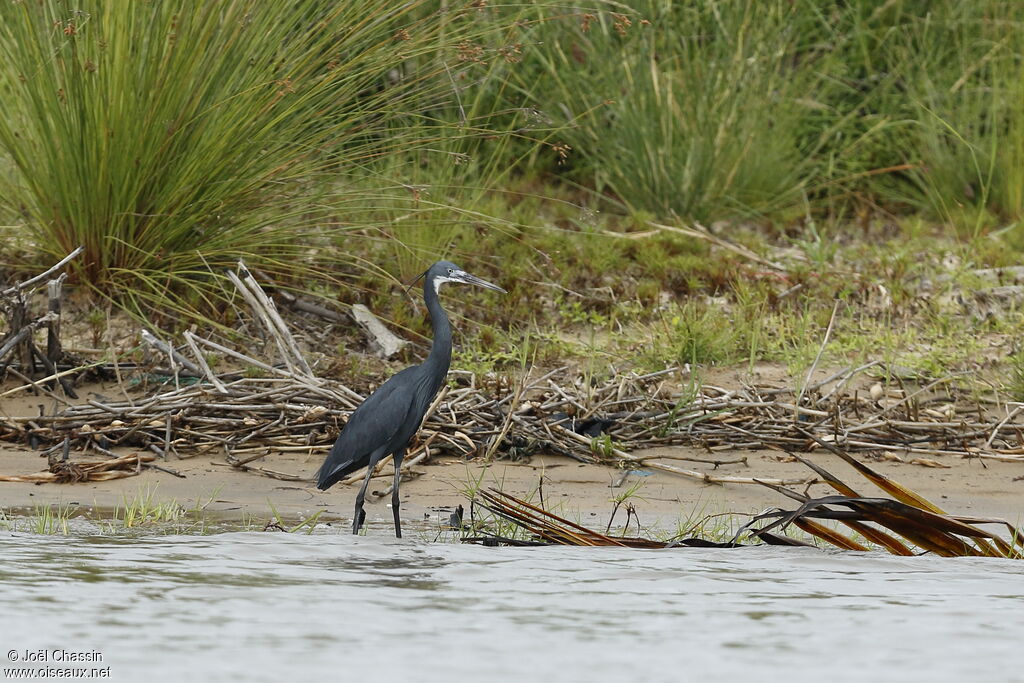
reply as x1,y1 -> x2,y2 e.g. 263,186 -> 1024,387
2,252 -> 1024,492
0,440 -> 155,484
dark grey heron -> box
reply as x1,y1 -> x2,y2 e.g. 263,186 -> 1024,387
316,260 -> 506,537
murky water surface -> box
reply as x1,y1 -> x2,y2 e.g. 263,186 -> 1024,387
1,527 -> 1021,682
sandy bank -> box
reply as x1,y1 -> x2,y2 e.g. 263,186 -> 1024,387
1,441 -> 1021,531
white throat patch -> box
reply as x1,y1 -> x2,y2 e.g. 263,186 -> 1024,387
433,275 -> 454,293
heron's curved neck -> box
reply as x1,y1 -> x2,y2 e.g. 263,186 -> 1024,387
423,275 -> 452,372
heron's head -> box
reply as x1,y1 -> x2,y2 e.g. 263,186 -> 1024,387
427,260 -> 506,294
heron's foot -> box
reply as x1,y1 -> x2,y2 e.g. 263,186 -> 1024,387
391,455 -> 403,539
352,507 -> 366,535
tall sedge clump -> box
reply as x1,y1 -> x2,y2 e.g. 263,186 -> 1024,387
899,3 -> 1024,226
0,1 -> 489,318
504,2 -> 818,223
367,4 -> 560,281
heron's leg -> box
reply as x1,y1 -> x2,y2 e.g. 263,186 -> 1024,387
352,465 -> 374,535
387,450 -> 403,540
391,451 -> 404,538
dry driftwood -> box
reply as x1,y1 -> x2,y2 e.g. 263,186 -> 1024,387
1,248 -> 82,396
350,303 -> 408,359
0,452 -> 156,484
0,246 -> 84,300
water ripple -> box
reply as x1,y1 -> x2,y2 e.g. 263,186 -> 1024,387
1,531 -> 1021,682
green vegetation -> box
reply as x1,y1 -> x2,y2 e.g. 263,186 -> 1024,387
114,486 -> 190,529
0,1 -> 514,320
26,502 -> 74,535
0,486 -> 320,536
2,0 -> 1024,384
266,500 -> 324,535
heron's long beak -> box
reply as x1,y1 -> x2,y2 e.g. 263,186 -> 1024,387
455,270 -> 506,294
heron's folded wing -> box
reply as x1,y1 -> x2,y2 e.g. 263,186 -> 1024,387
316,368 -> 418,488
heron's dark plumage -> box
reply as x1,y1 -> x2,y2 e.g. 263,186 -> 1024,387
315,367 -> 414,489
316,364 -> 441,489
315,260 -> 505,537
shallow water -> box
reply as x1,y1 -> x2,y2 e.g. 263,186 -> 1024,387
1,528 -> 1022,682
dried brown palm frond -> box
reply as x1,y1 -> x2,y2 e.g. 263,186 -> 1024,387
738,491 -> 1023,558
465,451 -> 1024,558
465,488 -> 741,548
738,432 -> 1024,559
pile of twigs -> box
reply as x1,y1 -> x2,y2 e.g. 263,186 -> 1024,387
9,357 -> 1022,487
0,247 -> 82,399
497,361 -> 1024,488
3,252 -> 1024,490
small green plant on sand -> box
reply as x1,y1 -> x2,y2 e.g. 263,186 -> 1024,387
454,467 -> 571,542
32,503 -> 75,535
116,486 -> 185,528
0,504 -> 76,535
589,434 -> 622,460
605,479 -> 646,535
265,500 -> 323,535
